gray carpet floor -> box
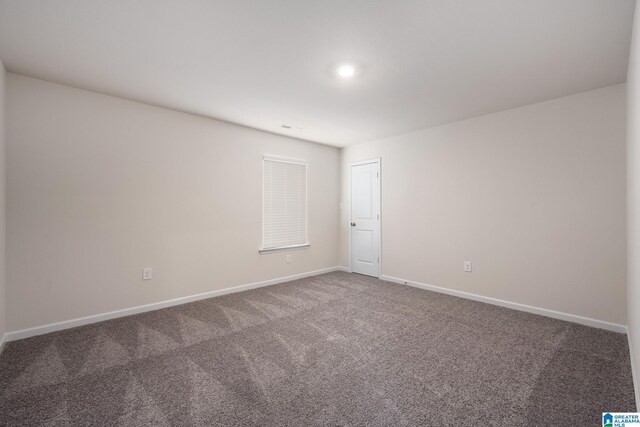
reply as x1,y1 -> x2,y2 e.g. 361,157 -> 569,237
0,271 -> 636,426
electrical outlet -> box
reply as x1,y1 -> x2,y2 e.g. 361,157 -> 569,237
142,267 -> 153,280
464,261 -> 472,273
286,254 -> 292,264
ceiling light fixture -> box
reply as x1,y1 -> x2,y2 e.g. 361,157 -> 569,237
335,63 -> 357,79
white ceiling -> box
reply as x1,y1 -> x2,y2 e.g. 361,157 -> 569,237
0,1 -> 635,147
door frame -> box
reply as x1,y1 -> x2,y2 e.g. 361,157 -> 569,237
348,158 -> 381,277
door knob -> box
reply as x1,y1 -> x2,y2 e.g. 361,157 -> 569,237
350,222 -> 356,226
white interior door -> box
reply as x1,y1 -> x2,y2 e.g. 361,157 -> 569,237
350,160 -> 380,277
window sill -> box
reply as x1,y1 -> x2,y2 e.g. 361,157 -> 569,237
259,243 -> 310,254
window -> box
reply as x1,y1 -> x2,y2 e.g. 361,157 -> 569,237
260,156 -> 309,253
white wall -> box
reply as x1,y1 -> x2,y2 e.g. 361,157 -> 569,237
340,84 -> 627,325
6,74 -> 339,332
627,0 -> 640,406
3,69 -> 630,342
0,60 -> 6,342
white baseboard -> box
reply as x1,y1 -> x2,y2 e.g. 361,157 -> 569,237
628,328 -> 640,408
336,266 -> 350,272
6,266 -> 342,342
0,333 -> 7,355
380,274 -> 627,333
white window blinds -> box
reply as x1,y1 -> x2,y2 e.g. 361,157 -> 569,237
262,157 -> 308,251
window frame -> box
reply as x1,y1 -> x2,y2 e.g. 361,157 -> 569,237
259,155 -> 310,254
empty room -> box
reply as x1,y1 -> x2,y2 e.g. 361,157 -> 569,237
0,0 -> 639,425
